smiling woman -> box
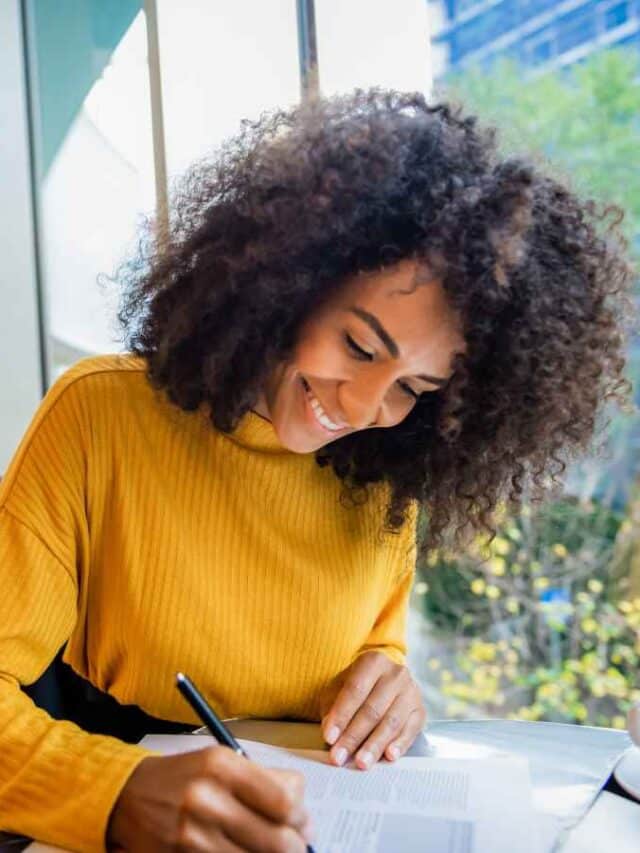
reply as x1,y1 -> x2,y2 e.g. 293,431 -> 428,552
254,260 -> 465,453
0,88 -> 633,851
120,88 -> 632,542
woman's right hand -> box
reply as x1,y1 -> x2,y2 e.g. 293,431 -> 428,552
107,747 -> 312,852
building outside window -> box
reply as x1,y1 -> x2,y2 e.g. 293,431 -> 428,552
425,0 -> 640,729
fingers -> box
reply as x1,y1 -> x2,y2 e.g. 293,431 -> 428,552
321,652 -> 385,753
176,748 -> 310,852
181,777 -> 307,852
322,654 -> 427,769
330,672 -> 406,767
357,704 -> 427,769
176,815 -> 244,852
205,749 -> 308,829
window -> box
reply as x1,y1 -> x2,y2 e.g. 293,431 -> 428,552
23,2 -> 154,378
556,9 -> 597,55
430,3 -> 640,728
524,29 -> 556,65
605,1 -> 630,30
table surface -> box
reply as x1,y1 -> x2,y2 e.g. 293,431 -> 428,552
1,720 -> 638,852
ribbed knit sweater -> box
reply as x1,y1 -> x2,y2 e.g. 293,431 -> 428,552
0,355 -> 416,851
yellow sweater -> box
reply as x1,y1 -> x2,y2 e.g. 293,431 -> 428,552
0,355 -> 416,851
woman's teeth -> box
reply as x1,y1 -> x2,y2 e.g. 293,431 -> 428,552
303,381 -> 345,432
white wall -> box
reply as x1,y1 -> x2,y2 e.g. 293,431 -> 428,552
0,1 -> 44,471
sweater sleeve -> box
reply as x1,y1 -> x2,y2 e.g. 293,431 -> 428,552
356,504 -> 418,666
0,371 -> 149,852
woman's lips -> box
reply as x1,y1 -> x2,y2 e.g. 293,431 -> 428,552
300,376 -> 349,435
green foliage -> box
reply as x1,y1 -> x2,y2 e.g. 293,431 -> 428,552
441,49 -> 640,255
417,498 -> 640,727
418,47 -> 640,728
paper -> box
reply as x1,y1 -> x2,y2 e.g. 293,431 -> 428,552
421,720 -> 630,851
142,734 -> 539,852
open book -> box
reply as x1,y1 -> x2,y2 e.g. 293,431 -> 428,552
142,733 -> 540,853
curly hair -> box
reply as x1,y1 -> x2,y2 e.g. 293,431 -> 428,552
118,89 -> 633,551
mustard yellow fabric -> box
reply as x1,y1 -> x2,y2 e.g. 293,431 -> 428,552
0,355 -> 417,851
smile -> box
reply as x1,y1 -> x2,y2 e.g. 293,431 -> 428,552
301,378 -> 348,432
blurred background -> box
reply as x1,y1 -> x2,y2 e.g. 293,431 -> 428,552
1,0 -> 638,729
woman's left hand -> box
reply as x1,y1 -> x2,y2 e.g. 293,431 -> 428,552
320,651 -> 427,770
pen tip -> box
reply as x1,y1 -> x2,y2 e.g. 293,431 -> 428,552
176,671 -> 185,683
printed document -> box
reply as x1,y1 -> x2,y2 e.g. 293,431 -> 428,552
142,734 -> 540,853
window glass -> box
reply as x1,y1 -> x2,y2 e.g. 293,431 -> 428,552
427,1 -> 640,729
24,0 -> 154,379
155,0 -> 299,179
315,0 -> 430,96
556,8 -> 596,55
605,1 -> 630,30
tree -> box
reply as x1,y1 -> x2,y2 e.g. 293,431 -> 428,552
439,49 -> 640,255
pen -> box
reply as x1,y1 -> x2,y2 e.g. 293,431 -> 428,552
176,672 -> 316,853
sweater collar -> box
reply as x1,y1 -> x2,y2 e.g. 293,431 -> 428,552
228,410 -> 291,453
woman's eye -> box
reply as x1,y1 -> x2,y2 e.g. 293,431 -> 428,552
345,334 -> 373,361
398,381 -> 420,400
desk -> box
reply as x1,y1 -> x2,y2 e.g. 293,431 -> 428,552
2,720 -> 638,852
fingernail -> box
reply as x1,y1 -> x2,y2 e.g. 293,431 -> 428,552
333,747 -> 348,766
326,725 -> 340,745
388,745 -> 400,761
357,750 -> 373,769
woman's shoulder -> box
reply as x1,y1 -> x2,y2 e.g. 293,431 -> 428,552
55,353 -> 147,389
47,353 -> 151,410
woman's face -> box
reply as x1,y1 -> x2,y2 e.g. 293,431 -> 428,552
256,259 -> 466,453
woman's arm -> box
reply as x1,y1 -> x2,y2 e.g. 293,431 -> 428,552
0,372 -> 153,850
319,506 -> 426,769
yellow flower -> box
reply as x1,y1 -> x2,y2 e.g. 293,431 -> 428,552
634,598 -> 640,610
510,563 -> 522,576
492,537 -> 511,556
530,560 -> 542,573
486,584 -> 501,599
576,591 -> 591,604
470,578 -> 486,595
612,716 -> 627,730
538,683 -> 559,700
581,618 -> 598,634
587,579 -> 603,594
574,704 -> 588,722
415,581 -> 429,595
506,597 -> 520,614
618,600 -> 633,614
534,576 -> 550,591
469,641 -> 497,662
551,543 -> 568,558
488,556 -> 506,576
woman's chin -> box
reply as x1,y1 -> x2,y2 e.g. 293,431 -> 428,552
272,420 -> 332,454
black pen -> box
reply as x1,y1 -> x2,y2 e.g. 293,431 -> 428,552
176,672 -> 316,853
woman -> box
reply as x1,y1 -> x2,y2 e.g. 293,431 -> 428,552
0,90 -> 632,852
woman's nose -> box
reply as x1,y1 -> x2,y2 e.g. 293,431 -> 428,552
339,382 -> 387,430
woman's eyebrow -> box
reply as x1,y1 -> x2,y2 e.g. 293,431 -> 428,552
349,306 -> 399,357
348,306 -> 448,388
